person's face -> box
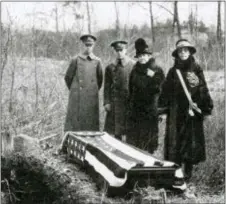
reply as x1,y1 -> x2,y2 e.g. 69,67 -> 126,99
137,53 -> 150,64
177,47 -> 190,60
115,48 -> 127,59
84,43 -> 94,54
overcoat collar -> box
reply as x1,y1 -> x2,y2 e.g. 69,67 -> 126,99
113,56 -> 130,67
79,52 -> 98,60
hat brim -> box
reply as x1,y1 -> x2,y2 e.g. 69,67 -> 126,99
80,34 -> 97,41
172,46 -> 196,57
110,40 -> 128,47
134,50 -> 152,58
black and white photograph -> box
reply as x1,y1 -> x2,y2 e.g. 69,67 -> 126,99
1,1 -> 225,203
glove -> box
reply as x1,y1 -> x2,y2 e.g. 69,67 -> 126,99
147,69 -> 155,77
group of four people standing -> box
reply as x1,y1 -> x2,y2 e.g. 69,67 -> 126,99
64,34 -> 213,181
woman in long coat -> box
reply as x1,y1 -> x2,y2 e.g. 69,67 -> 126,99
127,38 -> 165,154
159,39 -> 213,180
64,35 -> 103,132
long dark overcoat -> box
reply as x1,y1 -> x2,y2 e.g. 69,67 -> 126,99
64,53 -> 103,132
127,58 -> 165,153
104,56 -> 135,136
159,57 -> 213,165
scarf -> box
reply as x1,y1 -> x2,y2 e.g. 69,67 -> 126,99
135,58 -> 156,74
174,55 -> 196,72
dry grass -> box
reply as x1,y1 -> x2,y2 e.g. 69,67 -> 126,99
1,56 -> 225,203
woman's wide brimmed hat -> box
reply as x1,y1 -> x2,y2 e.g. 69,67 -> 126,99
134,38 -> 152,58
172,39 -> 196,57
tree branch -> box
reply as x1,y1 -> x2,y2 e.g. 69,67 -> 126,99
155,3 -> 174,16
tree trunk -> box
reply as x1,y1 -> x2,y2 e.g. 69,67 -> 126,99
173,1 -> 181,38
188,11 -> 194,35
195,4 -> 198,40
172,2 -> 176,34
54,4 -> 59,33
34,55 -> 39,113
9,66 -> 15,113
32,28 -> 39,113
217,1 -> 222,42
149,2 -> 155,45
114,2 -> 120,38
86,2 -> 92,34
9,31 -> 16,114
1,26 -> 10,114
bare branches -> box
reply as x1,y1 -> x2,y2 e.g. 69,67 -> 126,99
217,1 -> 222,42
155,2 -> 174,16
1,25 -> 11,82
54,4 -> 59,33
149,2 -> 155,44
114,2 -> 120,38
86,2 -> 92,34
172,1 -> 181,38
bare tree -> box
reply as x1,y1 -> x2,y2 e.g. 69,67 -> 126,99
86,2 -> 91,33
188,10 -> 195,35
32,28 -> 39,113
1,11 -> 20,154
63,2 -> 84,33
149,2 -> 155,44
114,2 -> 120,38
1,22 -> 11,142
155,2 -> 174,16
4,10 -> 16,114
1,25 -> 11,89
8,40 -> 16,114
172,1 -> 181,38
27,9 -> 40,113
53,3 -> 59,33
217,1 -> 222,42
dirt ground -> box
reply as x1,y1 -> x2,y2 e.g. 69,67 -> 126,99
1,134 -> 224,204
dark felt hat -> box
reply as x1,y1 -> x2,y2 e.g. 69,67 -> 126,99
134,38 -> 152,58
80,34 -> 97,45
110,40 -> 128,50
172,39 -> 196,57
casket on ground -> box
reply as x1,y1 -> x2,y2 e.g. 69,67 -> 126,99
61,131 -> 186,195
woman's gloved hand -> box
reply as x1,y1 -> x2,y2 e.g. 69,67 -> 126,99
147,69 -> 155,77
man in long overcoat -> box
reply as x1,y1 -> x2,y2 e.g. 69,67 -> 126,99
104,41 -> 135,140
64,34 -> 103,132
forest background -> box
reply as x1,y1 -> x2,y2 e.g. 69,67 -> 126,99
1,1 -> 225,203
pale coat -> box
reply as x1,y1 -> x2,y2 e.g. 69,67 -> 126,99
64,53 -> 103,132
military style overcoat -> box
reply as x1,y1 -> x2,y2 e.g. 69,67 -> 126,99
104,56 -> 135,136
64,53 -> 103,132
159,56 -> 213,165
